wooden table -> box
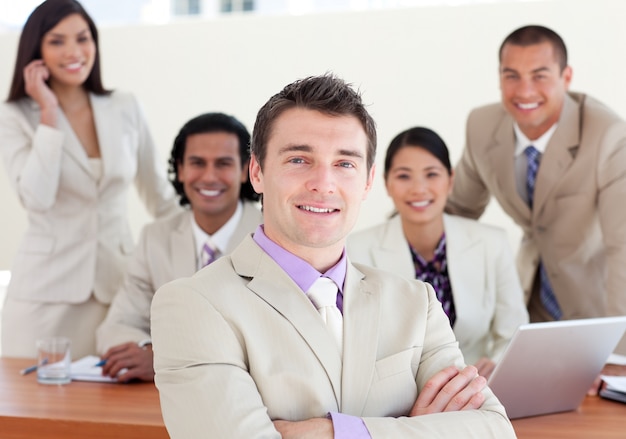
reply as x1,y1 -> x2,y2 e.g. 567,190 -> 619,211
512,396 -> 626,438
1,357 -> 624,438
0,357 -> 168,439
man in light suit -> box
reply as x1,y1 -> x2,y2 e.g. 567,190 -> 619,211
151,75 -> 515,438
447,25 -> 626,327
96,112 -> 261,382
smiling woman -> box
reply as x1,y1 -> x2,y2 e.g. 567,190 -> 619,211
0,0 -> 178,359
347,126 -> 529,379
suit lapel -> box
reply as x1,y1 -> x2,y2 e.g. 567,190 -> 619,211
533,95 -> 580,216
170,211 -> 197,278
232,238 -> 343,406
49,93 -> 117,181
52,101 -> 92,177
488,116 -> 531,221
370,216 -> 414,279
443,215 -> 485,320
224,201 -> 262,254
340,263 -> 380,414
90,93 -> 113,184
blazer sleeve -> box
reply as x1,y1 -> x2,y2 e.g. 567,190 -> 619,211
361,283 -> 516,438
446,109 -> 492,219
128,94 -> 179,219
488,229 -> 528,362
597,121 -> 626,316
96,224 -> 154,353
0,102 -> 64,211
151,279 -> 281,439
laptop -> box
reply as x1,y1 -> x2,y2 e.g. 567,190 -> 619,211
487,316 -> 626,419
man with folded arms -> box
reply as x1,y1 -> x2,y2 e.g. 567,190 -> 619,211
96,112 -> 261,381
150,74 -> 515,438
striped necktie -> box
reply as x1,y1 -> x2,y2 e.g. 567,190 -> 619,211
524,146 -> 562,320
201,242 -> 218,267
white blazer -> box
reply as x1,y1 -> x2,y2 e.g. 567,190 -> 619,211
347,214 -> 528,364
0,91 -> 179,305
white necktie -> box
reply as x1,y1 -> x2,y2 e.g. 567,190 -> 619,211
306,277 -> 343,353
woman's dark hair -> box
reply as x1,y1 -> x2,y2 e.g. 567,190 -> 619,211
168,112 -> 260,206
7,0 -> 110,101
384,126 -> 452,179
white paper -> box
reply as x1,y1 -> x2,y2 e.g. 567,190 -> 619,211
600,375 -> 626,393
71,355 -> 118,383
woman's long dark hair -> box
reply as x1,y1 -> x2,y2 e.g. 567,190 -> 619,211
7,0 -> 110,102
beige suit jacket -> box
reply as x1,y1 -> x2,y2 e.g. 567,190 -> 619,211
447,92 -> 626,321
151,235 -> 515,438
0,91 -> 178,305
96,202 -> 262,353
347,214 -> 528,364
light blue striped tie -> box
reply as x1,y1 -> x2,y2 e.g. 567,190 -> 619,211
525,146 -> 562,320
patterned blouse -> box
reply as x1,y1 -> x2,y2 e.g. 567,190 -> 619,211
409,233 -> 456,327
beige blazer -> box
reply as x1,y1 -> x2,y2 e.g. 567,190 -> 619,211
151,236 -> 515,438
447,92 -> 626,321
347,214 -> 528,364
96,202 -> 262,353
0,91 -> 178,305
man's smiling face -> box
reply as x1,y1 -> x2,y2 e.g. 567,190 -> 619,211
499,41 -> 572,140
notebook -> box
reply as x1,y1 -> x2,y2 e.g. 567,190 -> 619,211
71,355 -> 118,383
487,316 -> 626,419
599,375 -> 626,403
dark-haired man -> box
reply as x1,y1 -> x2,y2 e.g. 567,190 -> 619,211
151,75 -> 515,438
448,25 -> 626,326
96,112 -> 262,381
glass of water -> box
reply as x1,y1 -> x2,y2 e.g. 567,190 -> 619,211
36,336 -> 71,385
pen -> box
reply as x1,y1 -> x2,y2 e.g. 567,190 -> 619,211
95,359 -> 107,367
20,363 -> 38,375
20,357 -> 48,375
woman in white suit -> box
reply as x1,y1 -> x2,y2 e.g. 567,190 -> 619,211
0,0 -> 178,358
348,127 -> 528,378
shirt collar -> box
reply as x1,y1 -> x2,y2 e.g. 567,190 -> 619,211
252,224 -> 346,293
191,201 -> 243,267
514,122 -> 558,157
410,233 -> 447,269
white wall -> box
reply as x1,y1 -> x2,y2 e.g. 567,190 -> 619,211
1,0 -> 625,269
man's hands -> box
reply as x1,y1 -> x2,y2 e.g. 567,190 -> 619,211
474,357 -> 497,380
410,365 -> 487,416
271,365 -> 486,436
101,342 -> 155,382
587,364 -> 626,395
